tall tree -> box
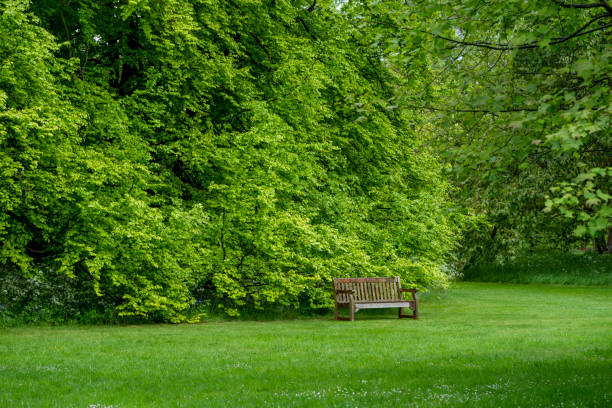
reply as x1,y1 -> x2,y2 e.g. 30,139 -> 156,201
1,0 -> 457,320
348,0 -> 612,259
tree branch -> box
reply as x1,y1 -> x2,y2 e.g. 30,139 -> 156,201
555,1 -> 607,7
404,105 -> 538,113
564,13 -> 610,40
249,31 -> 274,63
553,0 -> 612,17
59,0 -> 72,58
220,210 -> 226,261
424,17 -> 612,51
80,42 -> 90,80
296,16 -> 317,41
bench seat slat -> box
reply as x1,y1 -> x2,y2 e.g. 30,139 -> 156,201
338,299 -> 414,305
355,301 -> 415,310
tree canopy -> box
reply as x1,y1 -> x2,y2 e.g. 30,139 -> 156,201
346,0 -> 612,260
0,0 -> 457,321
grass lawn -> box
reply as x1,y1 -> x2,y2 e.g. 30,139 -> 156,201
1,282 -> 611,407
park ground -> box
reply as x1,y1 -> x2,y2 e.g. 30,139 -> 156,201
1,282 -> 611,407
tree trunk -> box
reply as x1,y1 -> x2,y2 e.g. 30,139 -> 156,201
593,235 -> 607,254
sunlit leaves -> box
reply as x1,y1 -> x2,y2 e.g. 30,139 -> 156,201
0,0 -> 458,320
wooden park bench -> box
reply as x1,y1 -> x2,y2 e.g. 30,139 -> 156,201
333,277 -> 418,321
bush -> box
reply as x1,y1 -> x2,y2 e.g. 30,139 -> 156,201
0,264 -> 115,326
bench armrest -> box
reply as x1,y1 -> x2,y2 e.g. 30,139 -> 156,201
400,288 -> 418,293
400,288 -> 418,302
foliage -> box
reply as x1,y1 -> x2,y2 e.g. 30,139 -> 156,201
0,0 -> 458,321
0,263 -> 113,325
345,0 -> 612,261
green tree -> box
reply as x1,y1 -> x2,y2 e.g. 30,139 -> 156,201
349,0 -> 612,259
1,0 -> 457,321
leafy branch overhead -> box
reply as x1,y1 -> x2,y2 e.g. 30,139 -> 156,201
349,0 -> 611,256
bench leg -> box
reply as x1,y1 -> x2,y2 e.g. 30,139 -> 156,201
398,305 -> 418,319
349,303 -> 355,322
334,303 -> 353,321
399,292 -> 419,319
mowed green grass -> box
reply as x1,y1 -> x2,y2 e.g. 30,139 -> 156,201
1,283 -> 611,408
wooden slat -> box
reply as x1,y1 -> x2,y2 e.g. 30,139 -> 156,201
333,279 -> 338,302
383,280 -> 390,301
336,280 -> 341,302
355,301 -> 415,309
398,278 -> 402,297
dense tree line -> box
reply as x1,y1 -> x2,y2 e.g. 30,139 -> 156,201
0,0 -> 456,321
2,0 -> 610,322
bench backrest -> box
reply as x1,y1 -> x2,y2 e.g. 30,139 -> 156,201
333,277 -> 402,303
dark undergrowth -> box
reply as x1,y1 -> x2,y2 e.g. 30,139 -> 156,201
462,251 -> 612,286
0,265 -> 329,328
5,251 -> 611,328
